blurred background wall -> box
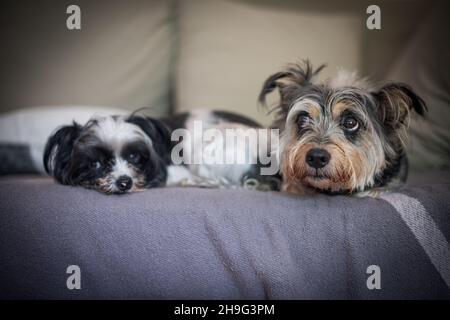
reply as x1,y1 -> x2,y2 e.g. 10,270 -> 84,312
0,0 -> 448,170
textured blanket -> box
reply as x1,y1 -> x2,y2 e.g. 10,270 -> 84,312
0,172 -> 449,299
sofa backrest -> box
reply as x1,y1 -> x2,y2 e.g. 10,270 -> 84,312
0,0 -> 174,118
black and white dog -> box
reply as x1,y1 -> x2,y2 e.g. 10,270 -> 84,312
44,110 -> 280,194
44,115 -> 172,194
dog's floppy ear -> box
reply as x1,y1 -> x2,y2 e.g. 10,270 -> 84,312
258,60 -> 325,108
126,116 -> 172,163
258,71 -> 291,107
374,83 -> 427,129
43,122 -> 82,181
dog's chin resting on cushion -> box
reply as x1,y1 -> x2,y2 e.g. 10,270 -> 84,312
43,115 -> 172,194
259,60 -> 427,197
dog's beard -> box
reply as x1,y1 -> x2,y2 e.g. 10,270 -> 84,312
281,140 -> 361,194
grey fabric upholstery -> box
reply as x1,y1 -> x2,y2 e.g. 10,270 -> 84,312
0,173 -> 449,299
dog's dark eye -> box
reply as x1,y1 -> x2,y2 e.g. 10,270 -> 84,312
91,160 -> 102,170
342,116 -> 359,132
297,112 -> 310,128
127,153 -> 141,164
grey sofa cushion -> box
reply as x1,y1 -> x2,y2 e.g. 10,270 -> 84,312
0,173 -> 449,299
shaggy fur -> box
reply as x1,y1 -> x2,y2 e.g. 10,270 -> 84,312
43,115 -> 171,194
259,60 -> 427,196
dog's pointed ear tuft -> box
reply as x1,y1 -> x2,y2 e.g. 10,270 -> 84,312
258,71 -> 290,107
258,60 -> 325,109
126,116 -> 172,163
43,122 -> 82,181
374,83 -> 427,128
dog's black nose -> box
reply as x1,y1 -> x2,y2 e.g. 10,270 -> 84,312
116,175 -> 132,192
306,148 -> 331,169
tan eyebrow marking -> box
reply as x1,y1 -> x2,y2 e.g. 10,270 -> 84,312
307,104 -> 321,120
332,101 -> 350,119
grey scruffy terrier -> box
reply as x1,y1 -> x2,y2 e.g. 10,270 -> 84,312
259,60 -> 427,197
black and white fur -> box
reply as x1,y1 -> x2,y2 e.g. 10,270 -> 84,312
163,109 -> 281,191
44,115 -> 171,194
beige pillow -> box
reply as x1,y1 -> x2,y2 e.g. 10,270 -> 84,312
0,0 -> 173,117
175,0 -> 363,126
